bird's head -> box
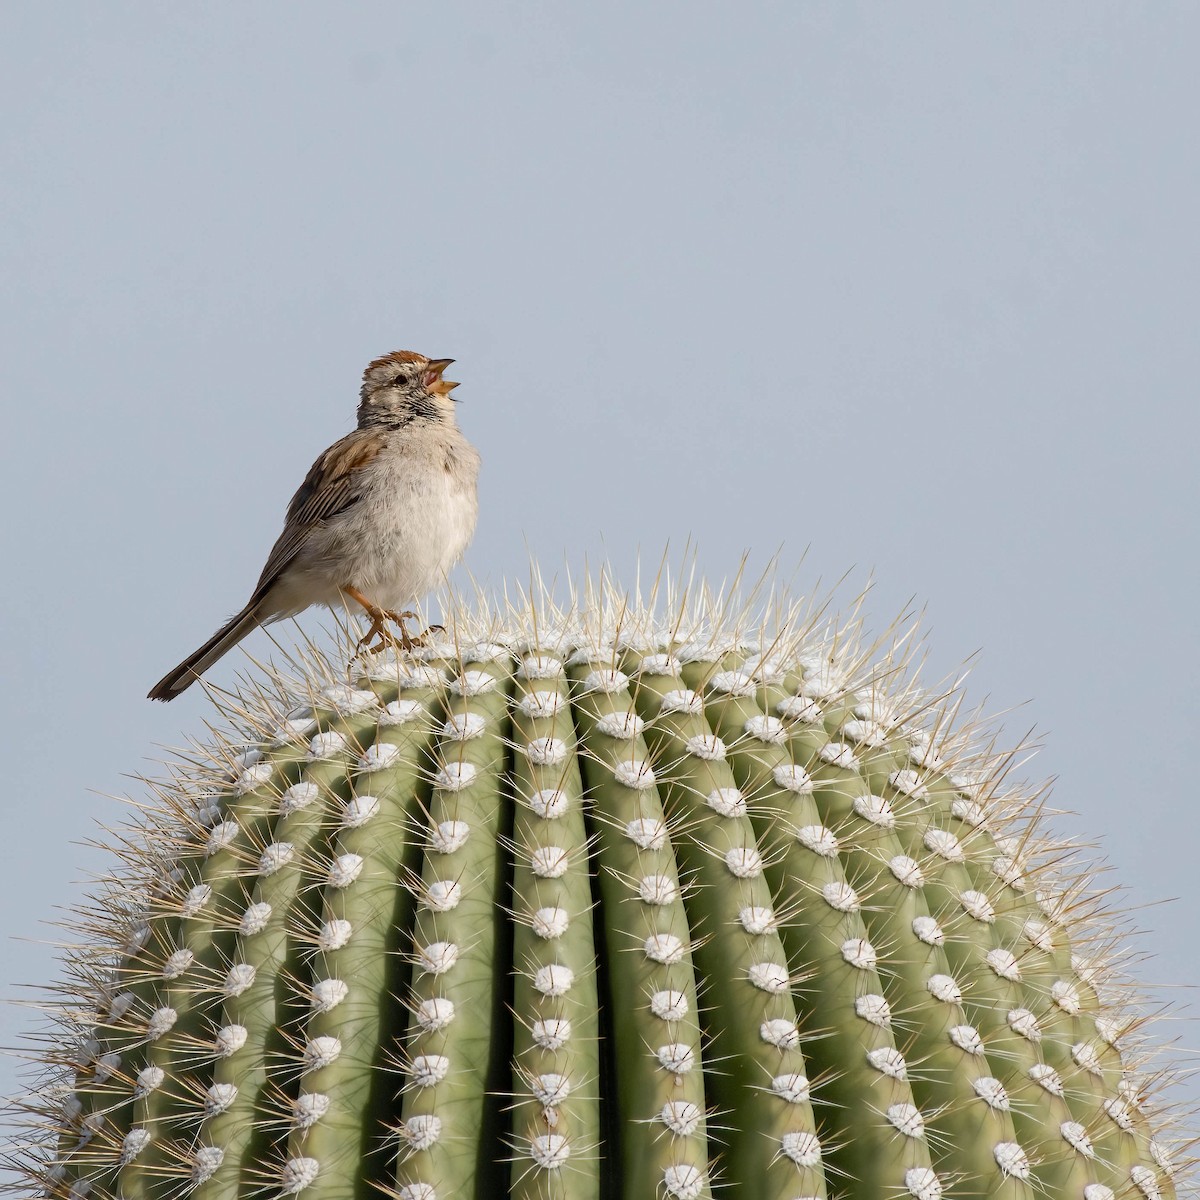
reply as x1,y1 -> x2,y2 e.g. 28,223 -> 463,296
357,350 -> 460,428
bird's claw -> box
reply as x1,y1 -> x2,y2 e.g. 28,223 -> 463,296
350,610 -> 445,669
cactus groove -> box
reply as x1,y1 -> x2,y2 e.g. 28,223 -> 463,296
7,583 -> 1189,1200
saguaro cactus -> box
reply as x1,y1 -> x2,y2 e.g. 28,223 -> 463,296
8,581 -> 1190,1200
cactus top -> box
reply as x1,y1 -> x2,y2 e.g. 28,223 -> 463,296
9,581 -> 1190,1200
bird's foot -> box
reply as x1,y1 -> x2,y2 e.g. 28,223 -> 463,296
383,610 -> 445,649
380,609 -> 419,650
349,610 -> 444,663
344,587 -> 410,661
352,614 -> 389,655
344,587 -> 446,667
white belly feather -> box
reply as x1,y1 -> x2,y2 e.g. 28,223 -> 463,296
273,425 -> 480,617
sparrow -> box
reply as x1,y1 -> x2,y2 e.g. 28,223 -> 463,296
148,350 -> 480,701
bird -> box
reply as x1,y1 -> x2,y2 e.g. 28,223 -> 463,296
148,350 -> 480,701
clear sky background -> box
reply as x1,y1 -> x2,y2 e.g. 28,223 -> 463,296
1,0 -> 1198,1135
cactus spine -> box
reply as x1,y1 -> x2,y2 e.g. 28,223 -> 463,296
6,581 -> 1188,1200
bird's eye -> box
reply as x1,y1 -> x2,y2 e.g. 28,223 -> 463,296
392,373 -> 407,387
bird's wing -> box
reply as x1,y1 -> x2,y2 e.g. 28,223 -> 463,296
249,428 -> 385,601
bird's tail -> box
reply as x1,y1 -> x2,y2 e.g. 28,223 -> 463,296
147,603 -> 262,701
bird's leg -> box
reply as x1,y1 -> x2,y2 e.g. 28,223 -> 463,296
343,586 -> 415,655
343,587 -> 446,656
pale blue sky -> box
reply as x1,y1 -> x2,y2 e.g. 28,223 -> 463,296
1,0 -> 1197,1128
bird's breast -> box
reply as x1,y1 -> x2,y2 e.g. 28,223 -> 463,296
326,435 -> 479,605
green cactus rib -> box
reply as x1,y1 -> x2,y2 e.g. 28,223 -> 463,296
564,659 -> 712,1200
392,657 -> 514,1200
11,588 -> 1189,1200
504,658 -> 600,1200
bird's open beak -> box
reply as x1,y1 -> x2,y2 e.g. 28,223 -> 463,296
424,358 -> 459,396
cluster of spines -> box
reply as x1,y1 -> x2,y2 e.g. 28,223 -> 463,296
9,593 -> 1189,1200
